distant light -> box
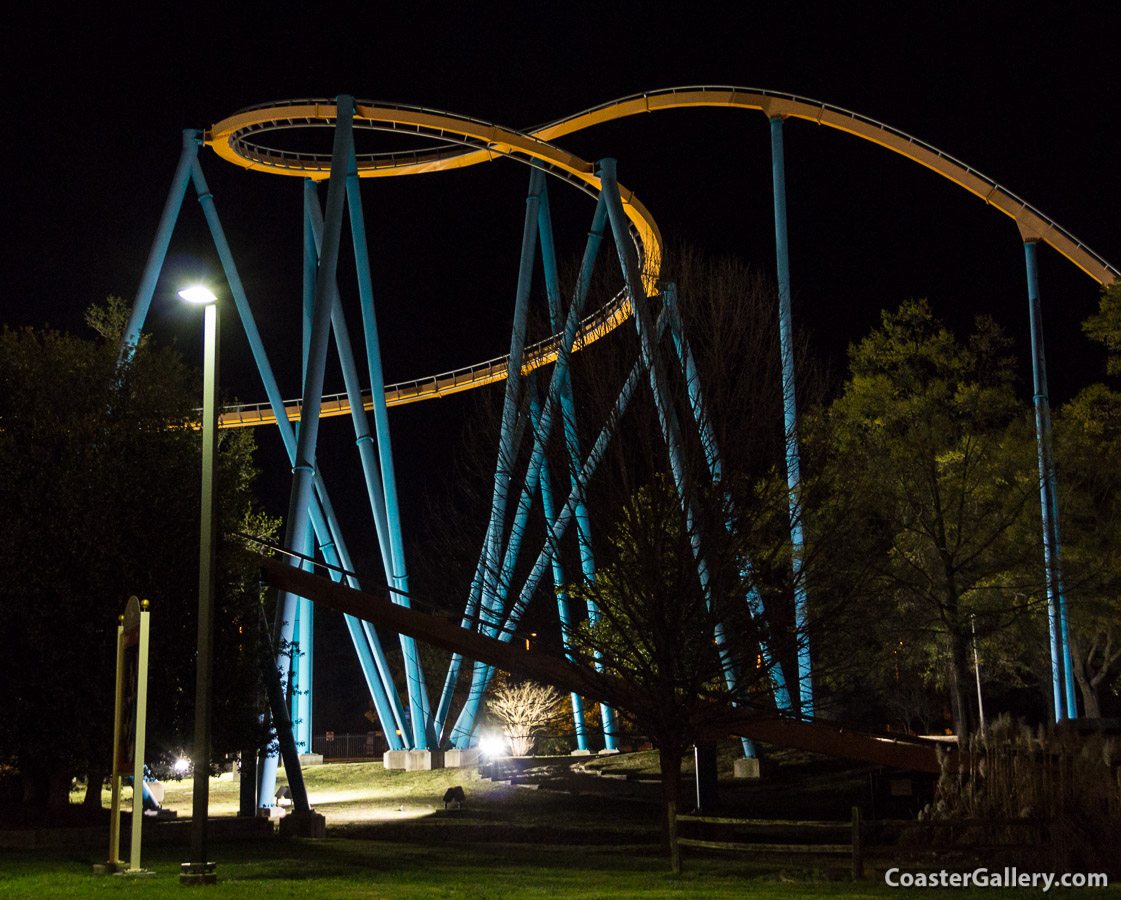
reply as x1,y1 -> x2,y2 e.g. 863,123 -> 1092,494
178,286 -> 217,305
478,733 -> 507,759
174,757 -> 191,775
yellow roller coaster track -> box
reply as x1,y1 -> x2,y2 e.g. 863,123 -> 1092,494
206,87 -> 1117,429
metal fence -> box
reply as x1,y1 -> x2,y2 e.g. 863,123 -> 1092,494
310,732 -> 389,761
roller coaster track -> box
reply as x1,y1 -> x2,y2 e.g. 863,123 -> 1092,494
207,87 -> 1117,428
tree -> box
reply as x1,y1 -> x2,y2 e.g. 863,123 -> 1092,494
487,679 -> 565,756
444,245 -> 843,871
1058,281 -> 1121,716
549,248 -> 825,872
569,475 -> 777,871
1049,388 -> 1121,718
0,299 -> 277,808
1081,282 -> 1121,377
821,299 -> 1037,740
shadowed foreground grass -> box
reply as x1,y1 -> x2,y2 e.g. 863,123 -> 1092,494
6,755 -> 1108,898
2,838 -> 1115,899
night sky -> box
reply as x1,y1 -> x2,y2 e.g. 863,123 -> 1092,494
7,5 -> 1119,729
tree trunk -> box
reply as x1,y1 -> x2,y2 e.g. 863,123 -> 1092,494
1070,635 -> 1102,719
946,628 -> 975,743
19,756 -> 71,809
658,744 -> 683,874
83,768 -> 107,809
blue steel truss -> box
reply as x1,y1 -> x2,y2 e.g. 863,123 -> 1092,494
439,158 -> 796,754
114,105 -> 852,803
118,91 -> 1085,813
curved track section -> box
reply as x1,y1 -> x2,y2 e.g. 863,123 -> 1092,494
207,88 -> 1117,428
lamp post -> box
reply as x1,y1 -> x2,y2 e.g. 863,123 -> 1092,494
179,285 -> 219,885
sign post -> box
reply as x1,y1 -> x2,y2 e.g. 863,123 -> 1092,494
97,596 -> 151,875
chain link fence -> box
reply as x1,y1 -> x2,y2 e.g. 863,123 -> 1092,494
310,732 -> 390,761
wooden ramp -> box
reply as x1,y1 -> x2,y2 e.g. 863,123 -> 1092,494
260,556 -> 952,774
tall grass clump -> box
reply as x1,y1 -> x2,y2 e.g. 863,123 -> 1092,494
928,714 -> 1121,874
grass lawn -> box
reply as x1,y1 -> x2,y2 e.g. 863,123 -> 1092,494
4,837 -> 1115,899
0,753 -> 1112,898
0,838 -> 880,900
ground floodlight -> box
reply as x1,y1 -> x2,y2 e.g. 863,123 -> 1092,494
478,733 -> 507,759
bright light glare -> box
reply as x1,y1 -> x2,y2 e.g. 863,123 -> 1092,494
178,286 -> 217,305
478,733 -> 507,759
173,757 -> 191,774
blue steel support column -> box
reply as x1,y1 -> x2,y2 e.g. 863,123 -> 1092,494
461,166 -> 545,729
186,155 -> 405,760
304,192 -> 395,582
451,304 -> 701,742
289,450 -> 314,747
447,351 -> 650,746
260,94 -> 357,800
1024,240 -> 1077,721
292,188 -> 318,755
662,286 -> 721,479
468,337 -> 659,645
770,117 -> 814,717
536,188 -> 594,749
434,554 -> 488,739
440,401 -> 532,740
345,155 -> 435,748
600,160 -> 755,752
119,130 -> 199,361
450,181 -> 624,748
312,481 -> 407,745
292,521 -> 315,753
441,197 -> 611,744
535,452 -> 589,751
491,399 -> 548,627
599,161 -> 702,534
448,179 -> 618,748
333,293 -> 429,745
303,144 -> 422,747
441,202 -> 605,745
303,180 -> 317,382
564,215 -> 622,749
451,399 -> 548,746
536,187 -> 618,748
450,305 -> 682,744
663,285 -> 792,715
454,396 -> 550,743
297,190 -> 407,747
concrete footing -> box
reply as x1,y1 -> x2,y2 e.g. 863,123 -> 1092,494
383,750 -> 408,770
91,862 -> 127,875
385,749 -> 453,770
570,748 -> 592,756
297,753 -> 324,767
278,811 -> 326,838
179,862 -> 216,885
598,748 -> 620,755
444,748 -> 480,768
405,750 -> 445,771
734,757 -> 762,779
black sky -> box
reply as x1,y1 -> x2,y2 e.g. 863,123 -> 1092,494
6,5 -> 1119,727
8,6 -> 1117,378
